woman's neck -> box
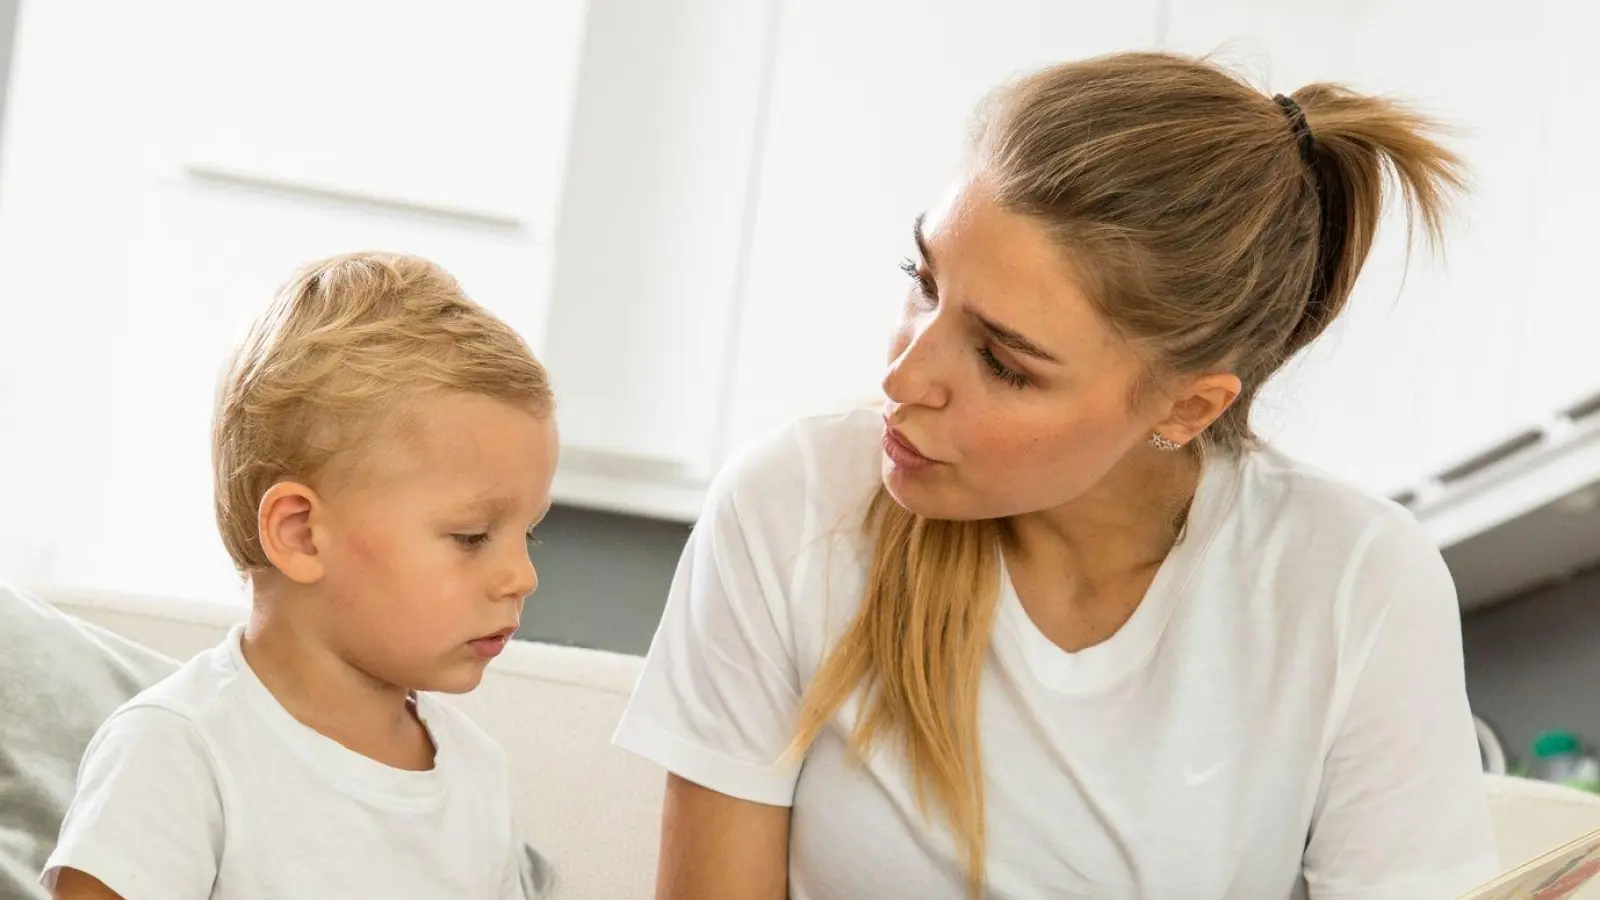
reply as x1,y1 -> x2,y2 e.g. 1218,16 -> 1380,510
1002,449 -> 1203,650
1011,449 -> 1200,572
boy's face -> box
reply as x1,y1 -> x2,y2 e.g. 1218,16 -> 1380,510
313,392 -> 559,694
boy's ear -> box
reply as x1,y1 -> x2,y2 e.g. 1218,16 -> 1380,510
257,481 -> 326,584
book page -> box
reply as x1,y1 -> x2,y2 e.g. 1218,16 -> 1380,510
1460,829 -> 1600,900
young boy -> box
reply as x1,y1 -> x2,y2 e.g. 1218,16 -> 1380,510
42,252 -> 557,899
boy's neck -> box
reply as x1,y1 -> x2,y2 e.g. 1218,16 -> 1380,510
240,589 -> 435,772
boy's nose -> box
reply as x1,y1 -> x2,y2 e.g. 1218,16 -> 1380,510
504,550 -> 538,600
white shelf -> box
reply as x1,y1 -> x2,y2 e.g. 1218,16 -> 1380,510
1406,405 -> 1600,550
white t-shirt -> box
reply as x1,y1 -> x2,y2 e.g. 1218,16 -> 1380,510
614,408 -> 1498,900
43,625 -> 525,900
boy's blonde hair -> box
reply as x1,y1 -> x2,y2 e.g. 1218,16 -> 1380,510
212,251 -> 553,572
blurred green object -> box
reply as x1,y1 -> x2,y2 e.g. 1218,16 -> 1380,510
1531,729 -> 1600,793
1533,730 -> 1582,759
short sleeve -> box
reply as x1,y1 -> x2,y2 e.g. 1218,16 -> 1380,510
612,428 -> 810,807
1302,516 -> 1500,900
41,705 -> 223,900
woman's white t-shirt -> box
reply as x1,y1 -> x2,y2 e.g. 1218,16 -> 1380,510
614,408 -> 1498,900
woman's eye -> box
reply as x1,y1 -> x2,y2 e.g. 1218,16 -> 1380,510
453,532 -> 491,549
899,258 -> 937,304
979,346 -> 1029,389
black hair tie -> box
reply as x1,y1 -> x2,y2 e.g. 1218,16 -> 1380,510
1273,94 -> 1317,166
1273,92 -> 1340,345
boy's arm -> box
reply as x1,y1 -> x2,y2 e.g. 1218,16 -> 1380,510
41,706 -> 223,900
50,868 -> 126,900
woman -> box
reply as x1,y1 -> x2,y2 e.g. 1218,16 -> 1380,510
614,51 -> 1497,899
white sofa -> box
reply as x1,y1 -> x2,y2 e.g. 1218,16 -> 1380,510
30,585 -> 1600,900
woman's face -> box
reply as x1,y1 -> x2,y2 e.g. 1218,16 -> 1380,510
881,177 -> 1171,521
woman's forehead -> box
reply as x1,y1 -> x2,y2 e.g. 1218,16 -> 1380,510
921,179 -> 1123,359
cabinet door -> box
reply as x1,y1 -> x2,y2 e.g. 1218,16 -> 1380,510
537,0 -> 779,477
1168,0 -> 1548,495
0,0 -> 585,600
719,1 -> 1165,461
1515,2 -> 1600,420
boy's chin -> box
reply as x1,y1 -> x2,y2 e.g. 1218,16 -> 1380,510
412,662 -> 489,695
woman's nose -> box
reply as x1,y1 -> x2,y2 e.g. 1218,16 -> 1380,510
882,323 -> 950,410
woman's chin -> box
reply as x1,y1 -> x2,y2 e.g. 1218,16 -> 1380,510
881,461 -> 973,521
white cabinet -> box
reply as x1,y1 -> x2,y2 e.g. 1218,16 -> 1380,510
1360,2 -> 1550,480
1515,2 -> 1600,419
538,0 -> 779,480
720,0 -> 1166,459
0,0 -> 589,601
177,0 -> 584,237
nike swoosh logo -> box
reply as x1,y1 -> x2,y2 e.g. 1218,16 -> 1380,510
1183,762 -> 1226,787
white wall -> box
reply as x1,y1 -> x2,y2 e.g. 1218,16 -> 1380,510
0,0 -> 587,601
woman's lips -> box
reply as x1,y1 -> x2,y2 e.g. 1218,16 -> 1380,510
883,424 -> 941,472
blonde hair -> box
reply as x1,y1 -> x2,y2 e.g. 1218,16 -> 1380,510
791,51 -> 1467,894
212,251 -> 553,572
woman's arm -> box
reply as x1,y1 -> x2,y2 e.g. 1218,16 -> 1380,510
613,427 -> 818,897
656,775 -> 791,900
1302,516 -> 1498,899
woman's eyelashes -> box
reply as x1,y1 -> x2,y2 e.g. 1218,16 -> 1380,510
900,257 -> 1030,389
979,346 -> 1029,388
900,258 -> 936,305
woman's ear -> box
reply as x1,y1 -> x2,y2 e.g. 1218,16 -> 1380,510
1155,372 -> 1243,445
257,481 -> 327,584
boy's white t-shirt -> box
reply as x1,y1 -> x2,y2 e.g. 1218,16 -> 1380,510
614,408 -> 1499,900
42,625 -> 525,900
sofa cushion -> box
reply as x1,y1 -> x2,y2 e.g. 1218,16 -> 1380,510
0,581 -> 178,900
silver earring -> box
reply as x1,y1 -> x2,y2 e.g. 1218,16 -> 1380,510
1149,432 -> 1183,452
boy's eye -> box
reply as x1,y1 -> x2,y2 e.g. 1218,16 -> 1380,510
453,532 -> 491,549
525,527 -> 542,547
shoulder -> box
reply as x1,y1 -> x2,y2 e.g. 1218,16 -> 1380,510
117,634 -> 253,728
705,408 -> 883,553
1235,447 -> 1438,565
87,701 -> 210,760
74,699 -> 221,807
74,643 -> 244,785
1230,446 -> 1456,620
712,408 -> 883,511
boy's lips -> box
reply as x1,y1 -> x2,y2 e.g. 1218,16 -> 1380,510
468,626 -> 517,659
